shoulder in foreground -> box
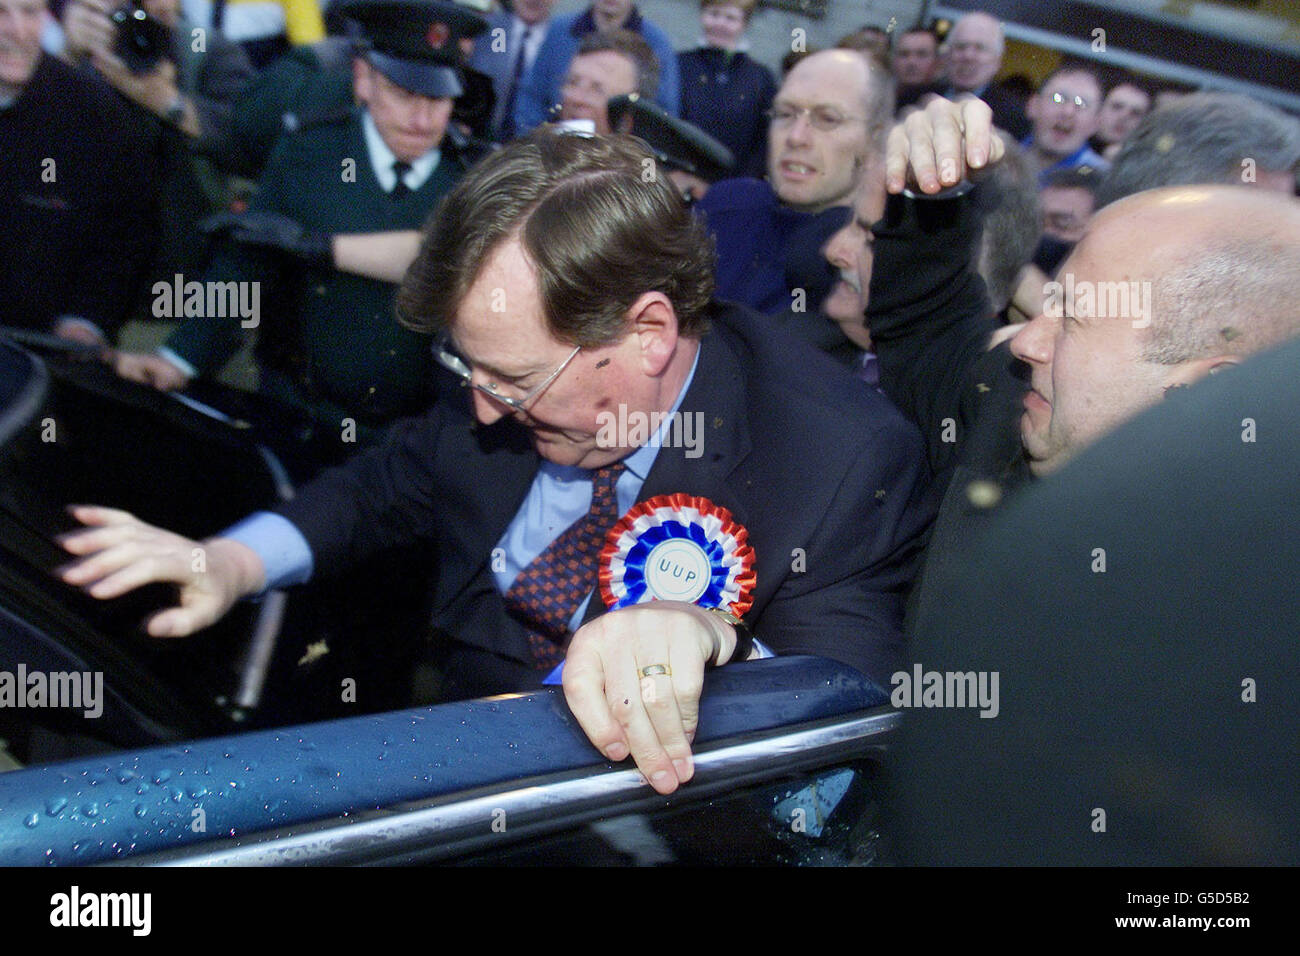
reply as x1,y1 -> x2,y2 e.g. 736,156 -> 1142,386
695,177 -> 776,212
710,303 -> 921,450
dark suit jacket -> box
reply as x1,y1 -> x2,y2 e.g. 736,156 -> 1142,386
697,178 -> 851,317
276,302 -> 935,692
866,190 -> 1030,624
468,10 -> 532,140
677,47 -> 776,179
893,334 -> 1300,865
0,54 -> 160,340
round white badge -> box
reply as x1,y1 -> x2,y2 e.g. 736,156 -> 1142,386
643,539 -> 711,603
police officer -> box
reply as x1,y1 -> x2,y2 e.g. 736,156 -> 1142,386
231,0 -> 496,175
115,0 -> 487,463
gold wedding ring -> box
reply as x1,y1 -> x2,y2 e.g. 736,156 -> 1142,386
639,664 -> 671,678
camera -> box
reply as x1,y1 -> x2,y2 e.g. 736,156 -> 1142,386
110,2 -> 172,74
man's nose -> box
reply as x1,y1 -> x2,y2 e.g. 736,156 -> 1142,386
1010,313 -> 1056,365
469,387 -> 509,426
784,112 -> 814,144
823,228 -> 854,270
407,99 -> 440,131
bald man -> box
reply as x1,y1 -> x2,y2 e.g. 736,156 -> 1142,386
697,49 -> 896,316
941,11 -> 1029,139
897,185 -> 1300,614
1011,186 -> 1300,476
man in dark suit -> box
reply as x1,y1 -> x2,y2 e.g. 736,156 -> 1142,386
60,122 -> 996,793
941,11 -> 1030,140
468,0 -> 559,141
697,49 -> 894,317
0,0 -> 160,345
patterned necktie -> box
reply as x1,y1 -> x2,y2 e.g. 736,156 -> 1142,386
498,26 -> 533,142
502,462 -> 626,668
391,160 -> 412,199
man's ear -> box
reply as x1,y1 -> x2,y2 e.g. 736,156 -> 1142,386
1165,355 -> 1240,390
351,58 -> 373,104
626,292 -> 679,376
1025,94 -> 1040,122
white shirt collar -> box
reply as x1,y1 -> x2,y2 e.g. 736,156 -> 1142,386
512,15 -> 548,66
362,110 -> 441,193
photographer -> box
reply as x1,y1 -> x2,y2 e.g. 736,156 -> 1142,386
1,0 -> 160,345
62,0 -> 256,292
62,0 -> 254,168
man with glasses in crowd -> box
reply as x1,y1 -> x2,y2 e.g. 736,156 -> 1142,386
695,49 -> 894,317
59,116 -> 1000,794
1022,62 -> 1109,181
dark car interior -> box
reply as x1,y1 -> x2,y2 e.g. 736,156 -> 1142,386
0,336 -> 441,765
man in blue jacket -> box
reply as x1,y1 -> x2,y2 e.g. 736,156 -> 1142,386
512,0 -> 678,133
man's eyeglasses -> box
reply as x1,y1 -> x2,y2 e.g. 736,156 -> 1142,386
434,336 -> 582,412
767,104 -> 867,132
1048,91 -> 1091,111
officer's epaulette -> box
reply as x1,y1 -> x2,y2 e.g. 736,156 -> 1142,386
281,106 -> 355,136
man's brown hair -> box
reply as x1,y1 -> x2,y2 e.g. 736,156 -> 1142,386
575,29 -> 660,101
398,131 -> 716,346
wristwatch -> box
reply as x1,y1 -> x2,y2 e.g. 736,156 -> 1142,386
703,606 -> 755,666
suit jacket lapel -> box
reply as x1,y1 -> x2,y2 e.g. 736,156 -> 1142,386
579,321 -> 754,626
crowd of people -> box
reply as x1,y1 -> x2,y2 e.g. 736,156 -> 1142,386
4,0 -> 1299,862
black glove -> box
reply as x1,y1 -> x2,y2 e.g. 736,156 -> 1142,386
200,210 -> 333,266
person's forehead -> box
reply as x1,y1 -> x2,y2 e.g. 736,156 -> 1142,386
898,33 -> 935,51
457,241 -> 555,353
1044,72 -> 1101,98
1043,185 -> 1092,203
951,20 -> 999,49
1058,223 -> 1160,315
1107,85 -> 1150,107
572,50 -> 635,79
778,56 -> 867,108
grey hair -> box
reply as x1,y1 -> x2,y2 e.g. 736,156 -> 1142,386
1097,92 -> 1300,208
976,134 -> 1041,313
1143,233 -> 1300,364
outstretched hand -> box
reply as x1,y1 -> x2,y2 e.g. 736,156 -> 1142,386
57,506 -> 265,637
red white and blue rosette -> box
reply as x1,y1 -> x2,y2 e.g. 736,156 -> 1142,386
599,494 -> 755,616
